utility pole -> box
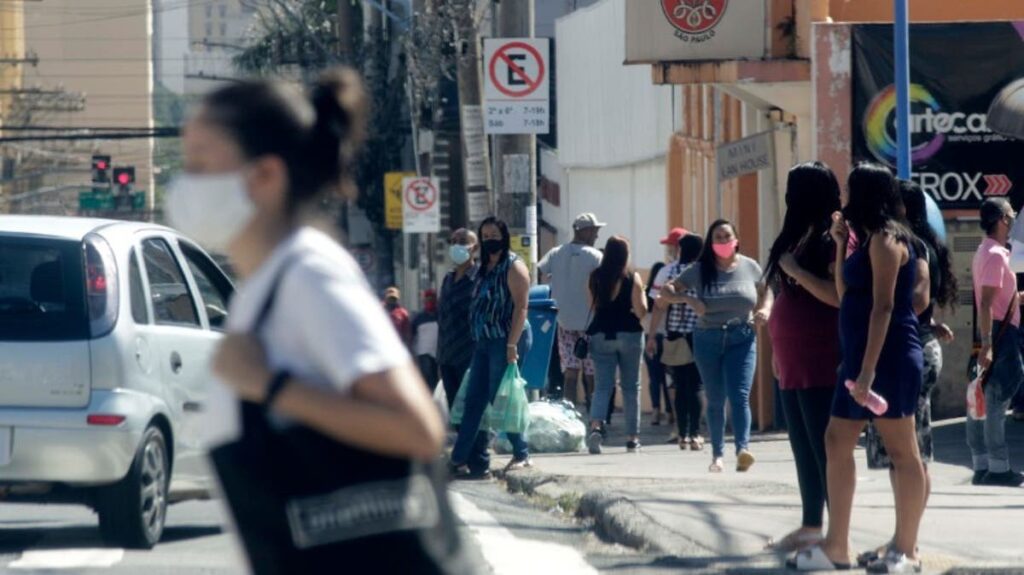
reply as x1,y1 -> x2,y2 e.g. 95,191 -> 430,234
493,0 -> 537,280
454,0 -> 491,229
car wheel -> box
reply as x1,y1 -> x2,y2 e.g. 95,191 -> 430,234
97,426 -> 169,549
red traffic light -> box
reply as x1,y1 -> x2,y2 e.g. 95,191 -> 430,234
116,172 -> 131,185
96,161 -> 108,170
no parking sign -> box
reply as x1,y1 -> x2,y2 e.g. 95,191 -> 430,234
401,177 -> 441,233
483,38 -> 550,135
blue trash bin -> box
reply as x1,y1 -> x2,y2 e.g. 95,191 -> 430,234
522,286 -> 558,390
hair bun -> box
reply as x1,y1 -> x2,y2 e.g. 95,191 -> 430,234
307,67 -> 368,199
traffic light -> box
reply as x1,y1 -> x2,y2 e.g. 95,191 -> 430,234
91,155 -> 111,185
113,166 -> 135,195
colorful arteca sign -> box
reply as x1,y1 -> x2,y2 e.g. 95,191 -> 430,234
660,0 -> 729,41
852,23 -> 1024,210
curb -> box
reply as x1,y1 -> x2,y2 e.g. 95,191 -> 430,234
502,470 -> 713,557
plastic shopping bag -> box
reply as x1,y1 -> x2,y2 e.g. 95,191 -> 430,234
967,376 -> 986,421
488,365 -> 530,435
449,370 -> 474,427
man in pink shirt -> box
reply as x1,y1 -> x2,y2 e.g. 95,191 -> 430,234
969,198 -> 1024,487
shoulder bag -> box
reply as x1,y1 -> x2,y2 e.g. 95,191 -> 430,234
208,262 -> 467,575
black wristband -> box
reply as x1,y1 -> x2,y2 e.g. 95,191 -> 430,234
264,370 -> 292,407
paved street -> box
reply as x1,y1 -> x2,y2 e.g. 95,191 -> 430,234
0,482 -> 676,574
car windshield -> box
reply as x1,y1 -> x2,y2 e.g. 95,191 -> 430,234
0,236 -> 89,341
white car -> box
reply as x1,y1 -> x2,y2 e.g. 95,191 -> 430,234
0,216 -> 233,548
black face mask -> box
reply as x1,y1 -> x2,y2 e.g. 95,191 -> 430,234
482,239 -> 503,256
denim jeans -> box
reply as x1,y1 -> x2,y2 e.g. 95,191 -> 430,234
967,321 -> 1024,473
693,322 -> 757,458
589,331 -> 644,436
451,327 -> 532,473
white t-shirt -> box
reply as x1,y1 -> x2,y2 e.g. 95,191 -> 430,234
204,227 -> 410,446
538,243 -> 602,331
646,265 -> 674,335
413,320 -> 439,357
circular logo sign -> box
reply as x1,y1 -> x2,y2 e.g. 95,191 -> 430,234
661,0 -> 728,35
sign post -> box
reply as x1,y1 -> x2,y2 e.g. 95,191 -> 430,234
483,38 -> 550,135
384,172 -> 414,230
401,177 -> 441,234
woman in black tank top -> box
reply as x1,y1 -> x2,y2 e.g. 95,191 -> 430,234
585,236 -> 648,454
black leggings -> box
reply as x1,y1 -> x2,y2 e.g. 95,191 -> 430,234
439,362 -> 471,410
779,387 -> 833,528
669,363 -> 704,438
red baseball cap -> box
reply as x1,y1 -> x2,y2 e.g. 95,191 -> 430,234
660,227 -> 690,245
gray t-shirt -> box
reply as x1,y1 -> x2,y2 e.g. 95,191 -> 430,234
676,255 -> 763,329
538,242 -> 602,331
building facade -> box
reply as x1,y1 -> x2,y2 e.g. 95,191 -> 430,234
184,0 -> 256,95
631,0 -> 1024,424
10,0 -> 154,214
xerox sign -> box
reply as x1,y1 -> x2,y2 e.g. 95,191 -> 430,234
853,22 -> 1024,210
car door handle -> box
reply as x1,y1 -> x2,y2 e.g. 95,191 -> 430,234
170,352 -> 183,374
183,401 -> 203,413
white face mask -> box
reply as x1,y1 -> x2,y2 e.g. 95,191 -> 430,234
165,171 -> 256,252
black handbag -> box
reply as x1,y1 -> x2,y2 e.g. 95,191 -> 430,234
208,262 -> 468,575
573,301 -> 595,360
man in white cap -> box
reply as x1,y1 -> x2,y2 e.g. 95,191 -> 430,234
539,213 -> 606,410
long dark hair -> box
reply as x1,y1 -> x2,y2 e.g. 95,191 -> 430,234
843,162 -> 911,244
477,216 -> 511,275
764,162 -> 841,286
590,236 -> 631,306
200,67 -> 367,208
646,261 -> 666,310
899,180 -> 957,309
697,219 -> 737,294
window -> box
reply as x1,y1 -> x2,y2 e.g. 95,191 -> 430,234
179,242 -> 232,330
205,22 -> 213,37
205,5 -> 212,18
129,251 -> 148,324
219,3 -> 227,18
219,22 -> 227,37
141,238 -> 200,328
0,237 -> 88,341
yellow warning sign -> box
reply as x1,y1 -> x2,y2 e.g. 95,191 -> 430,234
384,172 -> 415,230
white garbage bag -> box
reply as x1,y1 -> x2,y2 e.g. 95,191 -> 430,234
494,400 -> 586,454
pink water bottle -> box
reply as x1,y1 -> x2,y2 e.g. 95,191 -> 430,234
845,379 -> 888,416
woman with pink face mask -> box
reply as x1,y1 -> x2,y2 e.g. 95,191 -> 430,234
664,220 -> 773,472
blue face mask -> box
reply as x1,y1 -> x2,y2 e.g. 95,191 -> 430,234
449,244 -> 472,265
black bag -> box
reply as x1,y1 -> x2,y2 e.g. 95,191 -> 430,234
208,262 -> 467,575
574,299 -> 596,360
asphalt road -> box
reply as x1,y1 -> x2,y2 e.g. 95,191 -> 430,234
0,482 -> 682,574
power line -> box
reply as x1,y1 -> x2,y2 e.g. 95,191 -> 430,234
0,128 -> 180,142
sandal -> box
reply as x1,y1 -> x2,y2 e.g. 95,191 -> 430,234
857,543 -> 892,567
866,549 -> 922,574
786,545 -> 852,571
689,436 -> 705,451
709,457 -> 724,473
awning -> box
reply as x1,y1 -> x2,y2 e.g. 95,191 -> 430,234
987,79 -> 1024,140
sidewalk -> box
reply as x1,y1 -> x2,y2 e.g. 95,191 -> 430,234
495,416 -> 1024,573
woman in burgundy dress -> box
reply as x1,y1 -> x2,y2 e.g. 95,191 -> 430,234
764,162 -> 842,552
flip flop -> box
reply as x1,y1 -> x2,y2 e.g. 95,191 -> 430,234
786,545 -> 852,571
